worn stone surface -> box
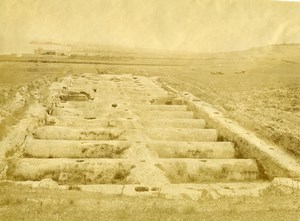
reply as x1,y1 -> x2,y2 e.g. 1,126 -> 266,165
183,93 -> 300,178
3,73 -> 284,200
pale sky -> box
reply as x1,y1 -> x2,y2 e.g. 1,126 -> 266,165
0,0 -> 300,53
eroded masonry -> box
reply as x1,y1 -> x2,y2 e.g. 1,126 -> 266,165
1,73 -> 300,200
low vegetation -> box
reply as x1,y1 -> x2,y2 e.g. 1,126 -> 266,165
0,182 -> 299,221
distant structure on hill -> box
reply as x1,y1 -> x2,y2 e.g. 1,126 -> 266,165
34,48 -> 66,56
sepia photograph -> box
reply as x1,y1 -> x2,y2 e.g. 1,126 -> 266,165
0,0 -> 300,220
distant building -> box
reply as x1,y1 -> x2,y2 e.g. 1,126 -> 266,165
34,48 -> 66,56
34,48 -> 55,55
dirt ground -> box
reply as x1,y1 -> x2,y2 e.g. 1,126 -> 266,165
0,61 -> 98,139
0,182 -> 299,221
157,72 -> 300,158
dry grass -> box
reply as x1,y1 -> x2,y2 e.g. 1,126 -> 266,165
0,182 -> 299,221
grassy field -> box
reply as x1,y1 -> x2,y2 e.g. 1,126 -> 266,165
0,182 -> 299,221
